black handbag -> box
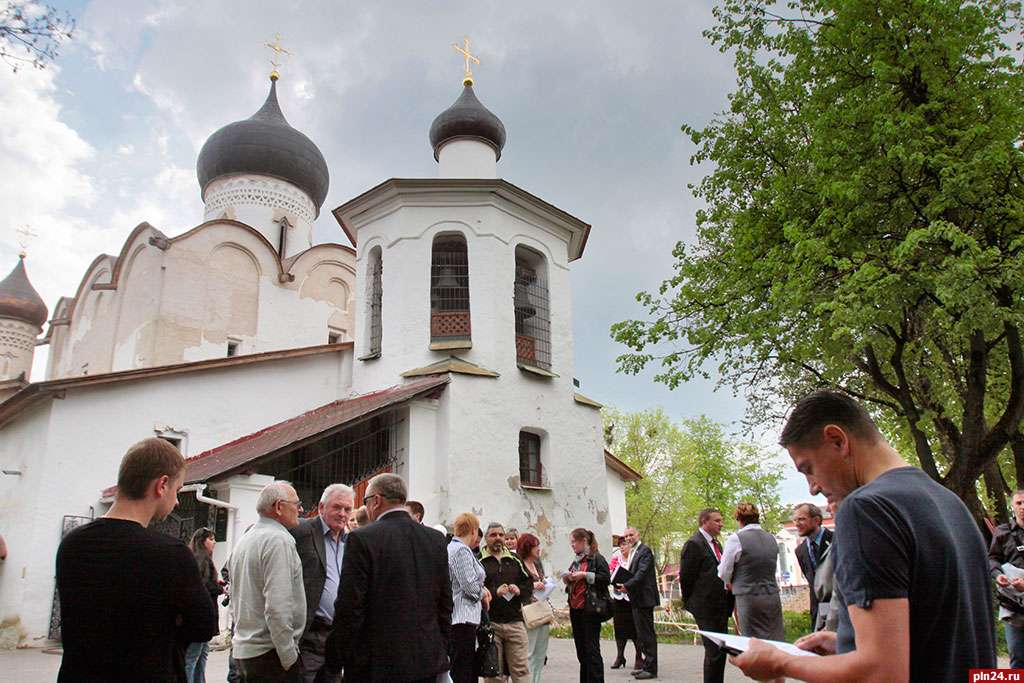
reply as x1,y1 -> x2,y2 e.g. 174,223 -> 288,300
583,584 -> 613,622
474,612 -> 501,677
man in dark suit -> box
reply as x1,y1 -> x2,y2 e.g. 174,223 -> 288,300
679,508 -> 734,683
326,473 -> 452,683
291,484 -> 354,683
792,502 -> 833,627
620,527 -> 661,679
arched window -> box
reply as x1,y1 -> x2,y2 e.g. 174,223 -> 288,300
430,235 -> 471,346
513,245 -> 551,370
366,246 -> 383,357
519,430 -> 544,487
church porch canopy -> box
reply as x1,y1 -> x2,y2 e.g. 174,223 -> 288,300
183,376 -> 449,485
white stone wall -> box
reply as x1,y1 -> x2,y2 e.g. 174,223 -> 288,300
46,222 -> 356,379
0,348 -> 352,639
350,205 -> 577,393
606,467 -> 628,536
203,174 -> 316,258
437,139 -> 498,179
343,182 -> 610,587
451,377 -> 609,590
0,317 -> 41,381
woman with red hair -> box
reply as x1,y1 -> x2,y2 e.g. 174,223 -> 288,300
517,533 -> 551,682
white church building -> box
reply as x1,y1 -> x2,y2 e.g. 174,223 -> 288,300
0,69 -> 640,640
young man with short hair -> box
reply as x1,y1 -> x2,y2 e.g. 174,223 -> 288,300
56,437 -> 218,682
733,390 -> 996,683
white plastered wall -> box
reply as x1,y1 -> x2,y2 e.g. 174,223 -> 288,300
46,222 -> 356,379
343,184 -> 611,588
0,348 -> 352,639
606,467 -> 628,536
350,202 -> 576,392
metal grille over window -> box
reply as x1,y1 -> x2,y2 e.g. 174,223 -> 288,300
263,411 -> 403,509
519,431 -> 543,487
514,246 -> 552,370
367,247 -> 383,355
430,236 -> 471,341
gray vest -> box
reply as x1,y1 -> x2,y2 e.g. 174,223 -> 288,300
731,528 -> 781,596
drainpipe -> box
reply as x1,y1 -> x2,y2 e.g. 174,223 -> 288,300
181,483 -> 237,511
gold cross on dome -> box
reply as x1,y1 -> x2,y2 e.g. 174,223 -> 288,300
265,34 -> 292,81
15,225 -> 38,257
452,37 -> 480,86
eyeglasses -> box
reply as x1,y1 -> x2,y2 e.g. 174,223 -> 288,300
279,499 -> 303,510
363,494 -> 381,505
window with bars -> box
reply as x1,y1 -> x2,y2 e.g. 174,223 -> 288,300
514,246 -> 552,370
366,247 -> 383,356
519,430 -> 544,487
430,235 -> 471,343
263,411 -> 402,510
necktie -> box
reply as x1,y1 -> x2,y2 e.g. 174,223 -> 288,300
712,538 -> 723,562
809,540 -> 818,570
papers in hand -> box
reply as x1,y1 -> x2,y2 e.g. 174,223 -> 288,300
695,630 -> 819,658
535,577 -> 558,601
1002,562 -> 1024,580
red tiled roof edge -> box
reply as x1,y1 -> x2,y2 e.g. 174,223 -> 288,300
183,376 -> 449,483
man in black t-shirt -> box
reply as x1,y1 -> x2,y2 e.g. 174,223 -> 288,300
732,390 -> 995,683
56,438 -> 218,682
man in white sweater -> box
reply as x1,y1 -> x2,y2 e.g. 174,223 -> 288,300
229,481 -> 307,682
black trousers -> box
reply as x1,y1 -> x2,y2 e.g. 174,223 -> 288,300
449,622 -> 478,683
237,649 -> 301,683
693,610 -> 730,683
632,605 -> 658,675
569,608 -> 604,683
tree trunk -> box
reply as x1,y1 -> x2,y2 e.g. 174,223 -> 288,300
984,460 -> 1008,527
1012,432 -> 1024,490
945,464 -> 993,543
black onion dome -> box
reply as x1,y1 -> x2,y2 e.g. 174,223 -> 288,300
429,84 -> 506,161
0,256 -> 48,328
197,79 -> 329,213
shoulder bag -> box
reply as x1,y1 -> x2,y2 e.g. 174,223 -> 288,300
474,611 -> 501,677
522,598 -> 555,629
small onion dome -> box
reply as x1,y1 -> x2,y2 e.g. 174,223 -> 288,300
429,84 -> 506,162
0,256 -> 48,328
197,78 -> 330,214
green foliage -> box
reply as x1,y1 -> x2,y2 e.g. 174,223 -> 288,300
603,407 -> 786,563
613,0 -> 1024,520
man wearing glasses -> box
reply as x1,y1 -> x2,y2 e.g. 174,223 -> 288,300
228,481 -> 307,682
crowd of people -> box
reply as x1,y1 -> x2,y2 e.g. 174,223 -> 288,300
681,391 -> 999,683
51,390 -> 1018,682
53,438 -> 660,682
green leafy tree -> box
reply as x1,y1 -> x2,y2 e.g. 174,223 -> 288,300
603,409 -> 786,564
603,407 -> 692,560
612,0 -> 1024,524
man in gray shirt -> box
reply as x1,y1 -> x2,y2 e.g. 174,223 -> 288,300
229,481 -> 307,682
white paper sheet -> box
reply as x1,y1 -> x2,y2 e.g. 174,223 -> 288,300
535,577 -> 558,601
695,630 -> 820,658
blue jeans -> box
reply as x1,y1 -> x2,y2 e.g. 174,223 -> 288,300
1007,622 -> 1024,670
184,641 -> 209,683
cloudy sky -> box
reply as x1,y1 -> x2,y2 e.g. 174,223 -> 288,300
0,0 -> 819,505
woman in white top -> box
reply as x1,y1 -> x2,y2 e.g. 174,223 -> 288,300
609,534 -> 643,670
447,512 -> 490,683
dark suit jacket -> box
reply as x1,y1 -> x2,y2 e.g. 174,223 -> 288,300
328,510 -> 453,683
679,530 -> 733,621
795,527 -> 833,625
291,516 -> 329,637
622,542 -> 660,609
